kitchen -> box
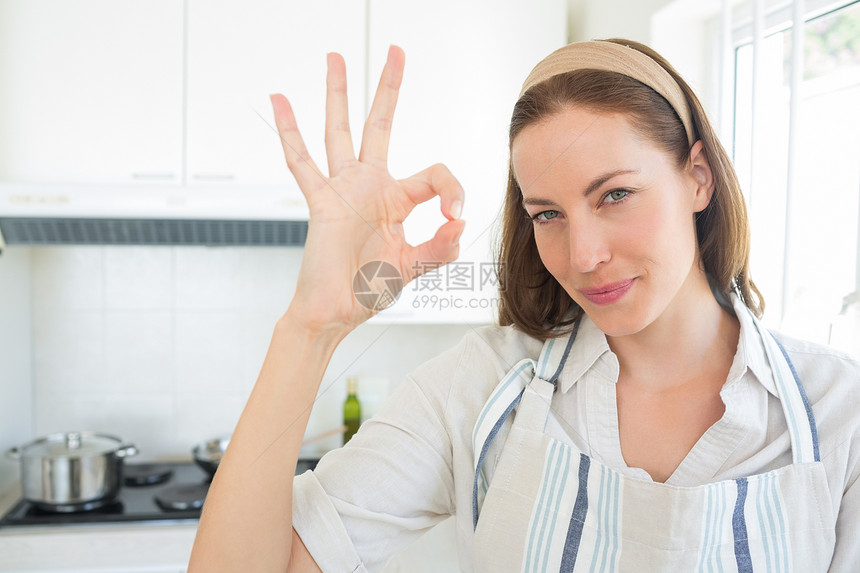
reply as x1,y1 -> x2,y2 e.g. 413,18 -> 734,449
0,1 -> 566,570
2,0 -> 859,571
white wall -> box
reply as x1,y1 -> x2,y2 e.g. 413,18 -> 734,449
570,0 -> 676,43
0,247 -> 32,493
652,0 -> 724,120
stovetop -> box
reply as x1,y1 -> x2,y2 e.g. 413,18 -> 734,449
0,459 -> 319,528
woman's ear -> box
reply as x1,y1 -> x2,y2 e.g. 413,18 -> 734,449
688,140 -> 714,213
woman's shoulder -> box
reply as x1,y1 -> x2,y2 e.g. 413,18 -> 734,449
770,330 -> 860,389
410,323 -> 544,382
406,323 -> 544,410
769,330 -> 859,406
770,331 -> 860,458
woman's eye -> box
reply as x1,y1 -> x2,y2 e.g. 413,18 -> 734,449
532,210 -> 559,223
604,189 -> 629,204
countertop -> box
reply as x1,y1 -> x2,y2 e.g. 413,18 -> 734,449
1,485 -> 195,572
0,482 -> 460,572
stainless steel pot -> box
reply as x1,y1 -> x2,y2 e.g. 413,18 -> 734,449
7,431 -> 138,512
192,436 -> 230,479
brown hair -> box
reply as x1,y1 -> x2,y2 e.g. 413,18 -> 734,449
496,38 -> 764,340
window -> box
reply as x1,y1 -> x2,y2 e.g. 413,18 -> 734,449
731,0 -> 860,353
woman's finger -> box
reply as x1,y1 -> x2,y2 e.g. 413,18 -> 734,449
358,45 -> 405,167
324,52 -> 356,176
403,218 -> 466,282
399,163 -> 465,221
270,93 -> 328,196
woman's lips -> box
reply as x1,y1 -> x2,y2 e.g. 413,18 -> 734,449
579,278 -> 636,306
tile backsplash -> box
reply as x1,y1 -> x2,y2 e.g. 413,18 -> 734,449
22,246 -> 476,462
0,248 -> 33,494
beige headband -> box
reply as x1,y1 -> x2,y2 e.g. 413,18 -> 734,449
519,41 -> 695,146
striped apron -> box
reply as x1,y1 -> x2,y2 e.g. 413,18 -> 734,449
471,313 -> 836,572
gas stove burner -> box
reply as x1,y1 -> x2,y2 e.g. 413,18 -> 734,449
0,459 -> 317,527
30,499 -> 124,515
124,463 -> 175,487
154,482 -> 209,511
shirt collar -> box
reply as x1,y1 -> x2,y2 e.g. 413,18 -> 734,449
556,315 -> 615,394
728,292 -> 777,396
554,292 -> 777,397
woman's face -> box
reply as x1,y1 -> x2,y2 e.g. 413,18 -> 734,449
511,107 -> 713,338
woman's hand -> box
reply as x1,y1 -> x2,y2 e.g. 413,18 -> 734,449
271,45 -> 465,336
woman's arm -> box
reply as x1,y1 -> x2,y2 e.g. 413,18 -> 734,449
190,313 -> 343,571
188,46 -> 464,571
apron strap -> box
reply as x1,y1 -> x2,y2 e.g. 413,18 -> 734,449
471,357 -> 534,528
536,320 -> 580,385
768,333 -> 820,462
472,321 -> 580,529
748,308 -> 820,463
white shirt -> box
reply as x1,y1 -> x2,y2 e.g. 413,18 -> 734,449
293,296 -> 860,572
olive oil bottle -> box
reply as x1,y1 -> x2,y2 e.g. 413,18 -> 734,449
343,377 -> 361,445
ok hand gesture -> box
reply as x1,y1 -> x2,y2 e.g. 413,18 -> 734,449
270,46 -> 465,336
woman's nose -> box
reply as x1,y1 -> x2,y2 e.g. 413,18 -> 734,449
568,220 -> 610,273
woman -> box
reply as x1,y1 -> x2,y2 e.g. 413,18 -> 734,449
189,39 -> 859,571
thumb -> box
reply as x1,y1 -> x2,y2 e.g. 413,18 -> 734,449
405,219 -> 465,281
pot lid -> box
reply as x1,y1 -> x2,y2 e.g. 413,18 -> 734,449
21,431 -> 123,457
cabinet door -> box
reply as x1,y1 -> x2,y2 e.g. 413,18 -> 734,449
0,0 -> 184,184
366,0 -> 567,323
184,0 -> 366,191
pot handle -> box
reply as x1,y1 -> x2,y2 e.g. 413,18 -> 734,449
5,446 -> 20,460
115,443 -> 138,458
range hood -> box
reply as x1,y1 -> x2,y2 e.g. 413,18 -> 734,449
0,182 -> 309,251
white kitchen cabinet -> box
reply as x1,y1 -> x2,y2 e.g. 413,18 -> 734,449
366,0 -> 568,324
0,519 -> 457,572
0,484 -> 457,572
0,0 -> 184,185
0,522 -> 198,572
184,0 -> 366,188
0,0 -> 366,192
